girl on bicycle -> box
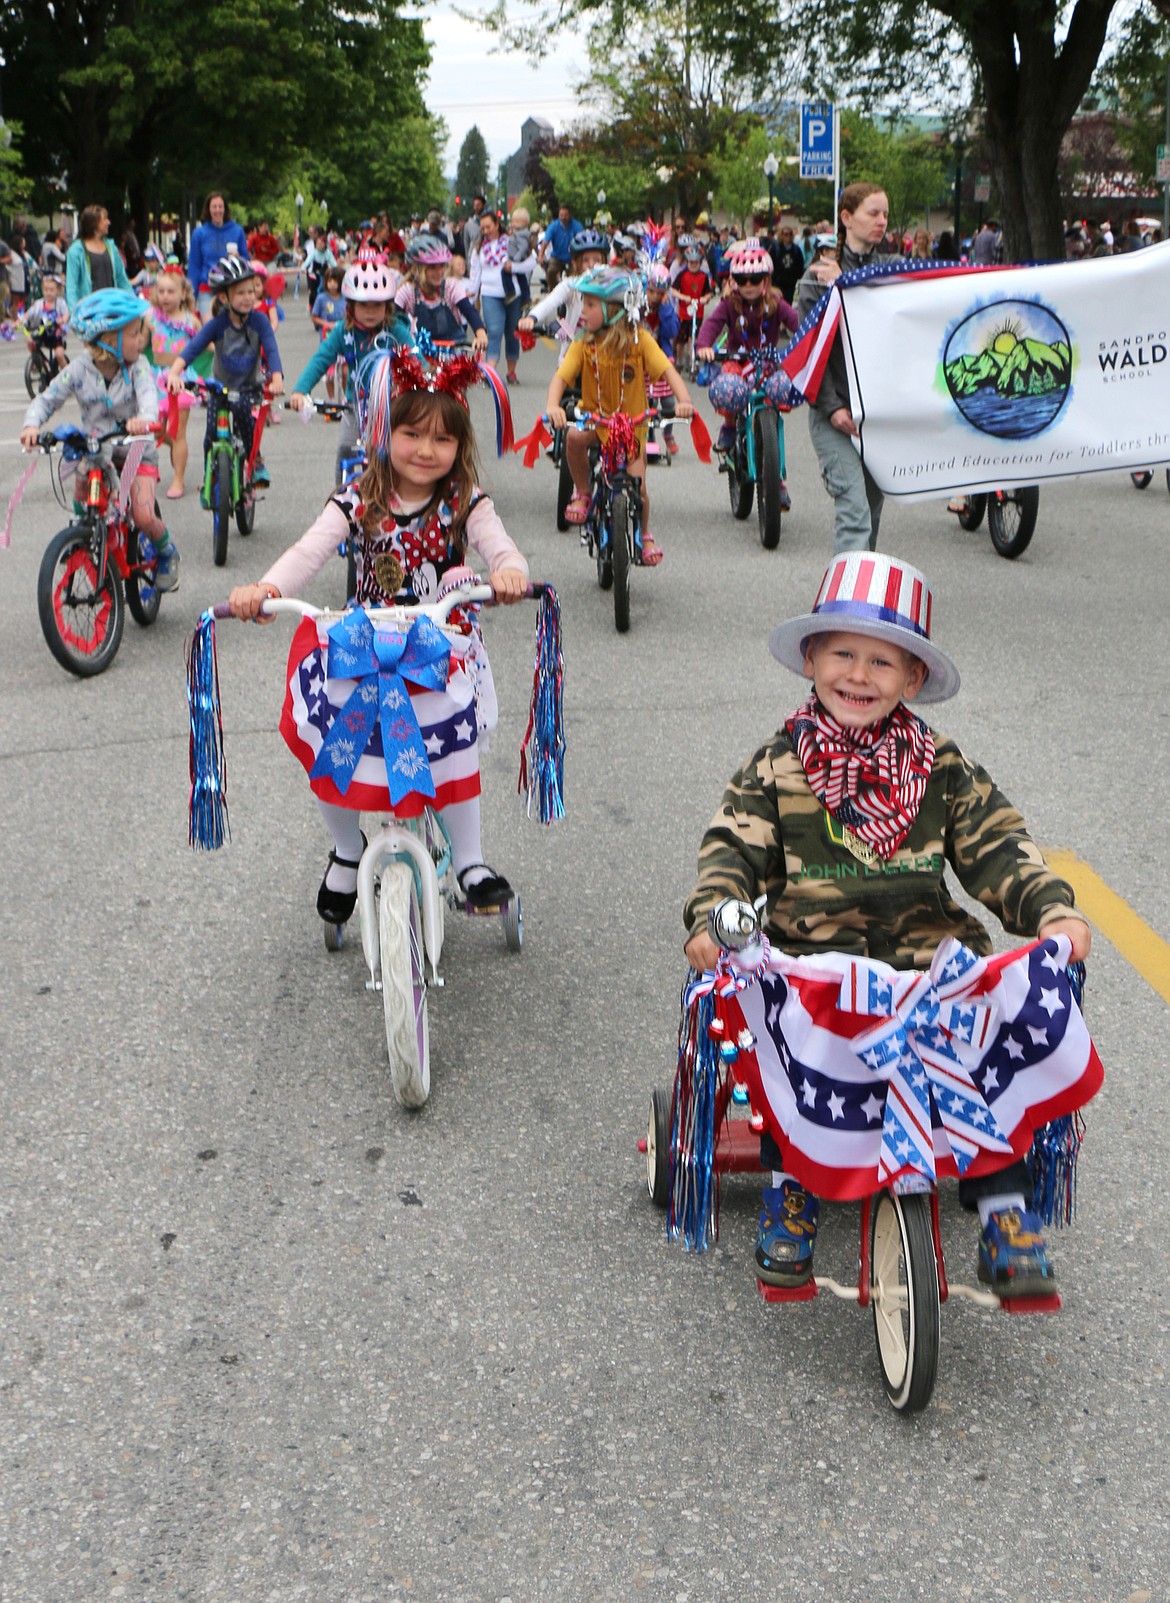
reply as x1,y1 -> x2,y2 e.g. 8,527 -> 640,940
20,288 -> 181,590
227,349 -> 529,927
697,239 -> 799,501
165,254 -> 284,490
145,262 -> 201,498
544,266 -> 695,567
24,272 -> 70,374
288,249 -> 411,486
395,234 -> 488,353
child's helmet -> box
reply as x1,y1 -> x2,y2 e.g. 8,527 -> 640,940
343,251 -> 398,301
207,255 -> 256,291
612,232 -> 636,254
407,233 -> 452,266
730,246 -> 773,277
573,265 -> 644,324
569,227 -> 604,257
647,263 -> 671,289
70,288 -> 146,342
683,243 -> 704,263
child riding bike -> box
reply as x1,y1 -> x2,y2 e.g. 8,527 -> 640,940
683,552 -> 1092,1299
395,234 -> 488,352
227,348 -> 529,927
287,248 -> 411,486
697,238 -> 798,462
643,264 -> 681,456
24,273 -> 70,374
518,227 -> 607,342
165,254 -> 284,491
544,266 -> 694,567
20,288 -> 181,591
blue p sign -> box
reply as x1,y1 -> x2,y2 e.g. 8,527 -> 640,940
800,101 -> 835,181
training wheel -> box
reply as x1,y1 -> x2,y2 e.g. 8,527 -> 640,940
502,893 -> 523,952
646,1088 -> 670,1208
322,920 -> 345,952
870,1190 -> 940,1414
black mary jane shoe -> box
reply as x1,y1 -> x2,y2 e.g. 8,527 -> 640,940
456,863 -> 514,914
316,835 -> 367,925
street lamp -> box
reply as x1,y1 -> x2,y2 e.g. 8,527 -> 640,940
763,151 -> 779,228
295,191 -> 304,241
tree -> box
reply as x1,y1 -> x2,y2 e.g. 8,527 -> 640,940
466,0 -> 1170,261
0,0 -> 442,231
542,149 -> 649,223
840,115 -> 950,240
454,127 -> 491,207
1098,6 -> 1170,188
710,124 -> 783,230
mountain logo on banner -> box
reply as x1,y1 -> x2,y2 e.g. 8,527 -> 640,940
941,298 -> 1073,440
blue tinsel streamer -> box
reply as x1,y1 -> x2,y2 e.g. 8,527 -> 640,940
185,610 -> 230,850
666,979 -> 721,1252
1027,959 -> 1087,1228
520,587 -> 566,824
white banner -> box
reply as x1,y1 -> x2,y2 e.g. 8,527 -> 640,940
838,243 -> 1170,499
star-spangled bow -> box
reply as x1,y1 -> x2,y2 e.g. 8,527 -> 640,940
309,607 -> 451,804
842,941 -> 1013,1185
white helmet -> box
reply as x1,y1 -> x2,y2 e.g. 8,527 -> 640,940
343,250 -> 396,301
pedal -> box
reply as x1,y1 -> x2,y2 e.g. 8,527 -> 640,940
1000,1292 -> 1062,1315
757,1277 -> 818,1303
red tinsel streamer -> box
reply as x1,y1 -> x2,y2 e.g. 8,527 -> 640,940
515,417 -> 553,469
517,329 -> 536,351
390,349 -> 429,397
434,353 -> 483,400
600,412 -> 637,476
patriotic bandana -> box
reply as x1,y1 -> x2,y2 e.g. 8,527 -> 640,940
786,695 -> 936,861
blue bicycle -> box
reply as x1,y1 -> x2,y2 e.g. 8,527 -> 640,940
707,348 -> 790,551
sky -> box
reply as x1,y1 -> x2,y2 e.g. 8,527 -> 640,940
423,1 -> 600,176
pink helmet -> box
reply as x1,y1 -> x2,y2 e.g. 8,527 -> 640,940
730,245 -> 773,277
647,263 -> 671,289
343,250 -> 397,301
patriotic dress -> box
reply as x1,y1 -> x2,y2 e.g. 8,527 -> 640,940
262,485 -> 527,818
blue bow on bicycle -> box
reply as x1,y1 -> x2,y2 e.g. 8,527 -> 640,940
844,949 -> 1013,1186
310,607 -> 451,804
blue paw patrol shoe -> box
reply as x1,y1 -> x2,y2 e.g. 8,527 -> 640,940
977,1207 -> 1057,1298
755,1182 -> 819,1286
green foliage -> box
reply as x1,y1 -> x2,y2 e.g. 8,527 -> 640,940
0,120 -> 34,215
710,124 -> 786,228
1098,5 -> 1170,185
0,0 -> 443,225
454,127 -> 491,205
542,151 -> 651,225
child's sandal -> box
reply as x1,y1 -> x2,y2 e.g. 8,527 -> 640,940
564,491 -> 590,525
640,535 -> 664,566
457,864 -> 513,914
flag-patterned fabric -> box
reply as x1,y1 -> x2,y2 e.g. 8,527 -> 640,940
719,934 -> 1103,1201
280,615 -> 480,817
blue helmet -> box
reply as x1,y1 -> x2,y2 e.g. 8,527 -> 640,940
569,227 -> 605,257
573,265 -> 643,323
71,289 -> 147,343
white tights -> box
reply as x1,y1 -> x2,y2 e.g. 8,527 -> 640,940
316,796 -> 488,893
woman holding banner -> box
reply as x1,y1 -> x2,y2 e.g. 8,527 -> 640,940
794,182 -> 893,555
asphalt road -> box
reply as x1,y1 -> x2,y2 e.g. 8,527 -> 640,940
2,301 -> 1168,1602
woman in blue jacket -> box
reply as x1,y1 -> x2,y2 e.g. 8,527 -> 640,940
187,193 -> 250,316
65,205 -> 132,310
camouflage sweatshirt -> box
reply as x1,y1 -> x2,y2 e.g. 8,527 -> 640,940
684,725 -> 1078,967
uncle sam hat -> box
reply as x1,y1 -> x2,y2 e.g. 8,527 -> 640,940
769,552 -> 961,703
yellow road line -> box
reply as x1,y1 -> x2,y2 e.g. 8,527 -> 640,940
1047,848 -> 1170,1006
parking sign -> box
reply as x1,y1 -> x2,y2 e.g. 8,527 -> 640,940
801,101 -> 835,180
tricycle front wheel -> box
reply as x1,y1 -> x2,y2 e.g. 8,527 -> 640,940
870,1190 -> 940,1415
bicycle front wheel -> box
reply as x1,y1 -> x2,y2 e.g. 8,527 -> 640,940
870,1191 -> 940,1415
611,489 -> 631,633
555,439 -> 574,531
25,351 -> 52,398
37,524 -> 125,677
727,426 -> 754,519
213,452 -> 231,568
755,410 -> 783,550
379,861 -> 430,1108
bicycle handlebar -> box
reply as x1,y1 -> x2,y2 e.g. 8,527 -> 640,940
33,402 -> 177,455
210,579 -> 551,626
284,397 -> 347,420
182,378 -> 274,404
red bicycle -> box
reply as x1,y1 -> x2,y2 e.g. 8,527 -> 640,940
31,406 -> 175,677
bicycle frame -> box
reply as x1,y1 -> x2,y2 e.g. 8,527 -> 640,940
199,383 -> 272,507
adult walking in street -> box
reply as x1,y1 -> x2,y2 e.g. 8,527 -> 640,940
539,203 -> 583,293
187,192 -> 250,317
795,181 -> 893,556
470,210 -> 531,384
65,205 -> 132,311
770,223 -> 804,304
